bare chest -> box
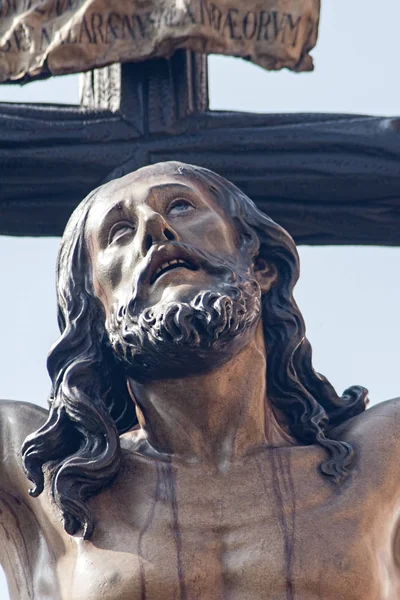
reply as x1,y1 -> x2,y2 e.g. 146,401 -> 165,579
58,452 -> 399,600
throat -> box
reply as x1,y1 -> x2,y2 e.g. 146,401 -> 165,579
126,322 -> 293,467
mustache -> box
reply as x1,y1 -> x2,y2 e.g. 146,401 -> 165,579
122,242 -> 245,321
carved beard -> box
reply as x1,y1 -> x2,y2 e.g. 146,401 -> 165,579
106,256 -> 261,381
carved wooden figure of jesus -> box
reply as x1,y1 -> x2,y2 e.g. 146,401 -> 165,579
1,162 -> 399,599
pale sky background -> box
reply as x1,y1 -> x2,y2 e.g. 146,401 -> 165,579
0,1 -> 400,598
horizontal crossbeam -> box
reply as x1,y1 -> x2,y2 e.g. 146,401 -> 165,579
1,105 -> 399,245
1,52 -> 400,245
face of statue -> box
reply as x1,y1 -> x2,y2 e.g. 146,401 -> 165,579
86,165 -> 265,380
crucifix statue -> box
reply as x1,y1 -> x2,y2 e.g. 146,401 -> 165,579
1,161 -> 399,599
1,1 -> 400,598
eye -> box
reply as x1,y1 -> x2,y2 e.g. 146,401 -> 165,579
167,199 -> 194,216
108,221 -> 135,245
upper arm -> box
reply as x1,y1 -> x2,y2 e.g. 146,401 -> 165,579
0,400 -> 48,496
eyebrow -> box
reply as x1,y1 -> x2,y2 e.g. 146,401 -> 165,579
98,201 -> 127,235
148,182 -> 195,197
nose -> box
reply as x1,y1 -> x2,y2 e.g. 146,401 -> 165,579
139,209 -> 178,255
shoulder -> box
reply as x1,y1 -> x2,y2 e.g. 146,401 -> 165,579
0,399 -> 48,442
0,400 -> 48,491
333,397 -> 400,443
331,397 -> 400,472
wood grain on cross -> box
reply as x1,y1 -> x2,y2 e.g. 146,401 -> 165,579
1,51 -> 399,245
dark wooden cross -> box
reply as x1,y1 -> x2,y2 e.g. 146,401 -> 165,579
1,50 -> 400,245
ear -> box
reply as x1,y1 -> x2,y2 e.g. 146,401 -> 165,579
252,256 -> 278,293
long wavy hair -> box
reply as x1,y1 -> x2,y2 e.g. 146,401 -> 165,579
22,163 -> 368,539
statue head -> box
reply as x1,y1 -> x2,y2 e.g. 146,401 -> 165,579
85,161 -> 265,382
22,162 -> 368,538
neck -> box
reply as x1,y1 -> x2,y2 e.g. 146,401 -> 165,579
127,322 -> 293,469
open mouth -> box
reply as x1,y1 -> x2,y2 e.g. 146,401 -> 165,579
150,258 -> 198,284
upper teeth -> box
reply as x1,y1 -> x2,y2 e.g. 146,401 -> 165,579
155,259 -> 187,276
